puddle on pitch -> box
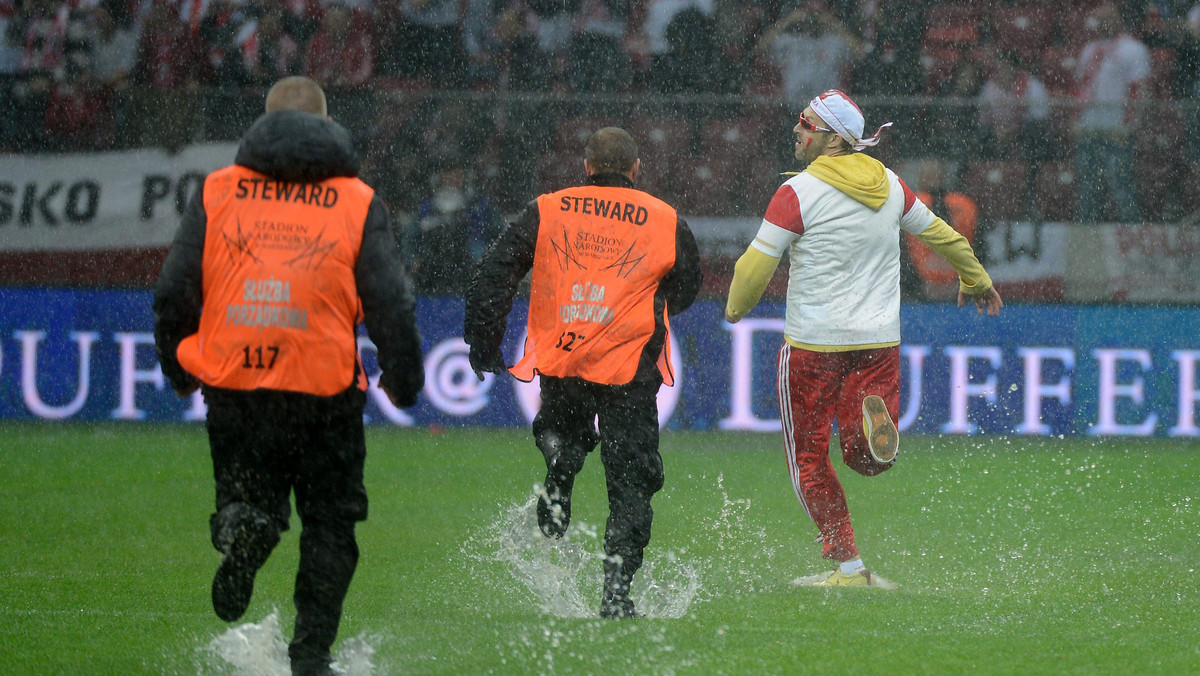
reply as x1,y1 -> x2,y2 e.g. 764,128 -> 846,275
197,610 -> 378,675
467,490 -> 702,619
463,472 -> 793,619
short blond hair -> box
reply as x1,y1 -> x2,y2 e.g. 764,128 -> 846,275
264,76 -> 327,116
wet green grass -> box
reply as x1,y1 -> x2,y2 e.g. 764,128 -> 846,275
1,423 -> 1197,675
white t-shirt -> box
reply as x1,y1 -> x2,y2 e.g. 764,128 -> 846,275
770,32 -> 855,103
977,73 -> 1050,128
751,169 -> 934,347
1075,33 -> 1151,130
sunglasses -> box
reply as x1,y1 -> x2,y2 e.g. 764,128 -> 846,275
798,116 -> 833,133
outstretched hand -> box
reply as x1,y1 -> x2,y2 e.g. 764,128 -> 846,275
958,286 -> 1004,316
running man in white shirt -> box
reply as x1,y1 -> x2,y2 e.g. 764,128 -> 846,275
724,89 -> 1003,586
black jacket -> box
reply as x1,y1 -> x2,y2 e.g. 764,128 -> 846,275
463,172 -> 702,384
153,110 -> 424,403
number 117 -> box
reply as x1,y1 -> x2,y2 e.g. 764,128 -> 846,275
242,345 -> 279,369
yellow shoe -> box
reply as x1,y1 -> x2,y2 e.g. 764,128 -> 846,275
862,395 -> 898,464
816,569 -> 873,587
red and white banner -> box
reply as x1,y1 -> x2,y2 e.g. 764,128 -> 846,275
0,142 -> 236,252
1102,224 -> 1200,303
977,221 -> 1068,300
0,143 -> 236,285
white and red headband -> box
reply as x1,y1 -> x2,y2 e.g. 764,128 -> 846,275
809,89 -> 892,151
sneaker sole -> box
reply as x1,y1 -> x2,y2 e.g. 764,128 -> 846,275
212,554 -> 257,622
862,395 -> 898,464
815,570 -> 873,587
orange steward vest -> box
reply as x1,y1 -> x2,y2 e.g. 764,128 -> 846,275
176,165 -> 373,395
907,191 -> 978,285
510,185 -> 678,386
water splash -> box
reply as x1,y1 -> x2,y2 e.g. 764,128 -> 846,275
200,609 -> 378,675
467,486 -> 701,619
201,610 -> 289,676
465,470 -> 898,619
702,472 -> 776,593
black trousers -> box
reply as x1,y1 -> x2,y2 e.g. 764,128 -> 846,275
204,385 -> 368,670
533,376 -> 665,575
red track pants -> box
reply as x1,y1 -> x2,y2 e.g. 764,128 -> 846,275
777,343 -> 899,562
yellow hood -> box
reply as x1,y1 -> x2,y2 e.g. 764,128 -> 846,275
805,154 -> 890,210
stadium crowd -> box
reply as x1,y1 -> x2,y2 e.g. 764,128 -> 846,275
3,0 -> 1200,228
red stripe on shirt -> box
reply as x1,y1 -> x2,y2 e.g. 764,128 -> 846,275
898,176 -> 918,214
764,184 -> 804,235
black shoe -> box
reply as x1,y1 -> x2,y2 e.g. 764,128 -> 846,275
599,593 -> 637,619
536,459 -> 574,539
211,511 -> 278,622
600,556 -> 638,619
291,658 -> 342,676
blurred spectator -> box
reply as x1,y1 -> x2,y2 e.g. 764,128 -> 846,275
1073,2 -> 1149,223
0,0 -> 20,76
921,48 -> 983,166
489,1 -> 557,92
199,0 -> 266,137
178,0 -> 212,35
129,0 -> 209,149
848,0 -> 924,97
280,0 -> 321,44
1138,0 -> 1197,97
88,0 -> 137,91
236,0 -> 302,85
849,0 -> 925,154
977,50 -> 1050,159
1187,3 -> 1200,162
12,0 -> 70,80
41,0 -> 131,149
5,0 -> 72,150
377,0 -> 472,88
513,0 -> 577,91
200,0 -> 252,86
460,0 -> 497,86
566,0 -> 631,93
404,160 -> 505,295
0,0 -> 22,150
646,7 -> 725,94
48,0 -> 101,148
421,95 -> 495,166
484,1 -> 571,210
360,93 -> 495,215
82,0 -> 137,147
132,0 -> 208,90
708,2 -> 766,95
358,100 -> 429,213
634,0 -> 711,57
755,0 -> 863,104
303,0 -> 372,89
904,158 -> 980,298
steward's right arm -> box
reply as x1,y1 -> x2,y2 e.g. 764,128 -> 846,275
463,200 -> 539,356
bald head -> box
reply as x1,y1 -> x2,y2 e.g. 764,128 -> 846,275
264,77 -> 327,116
584,127 -> 639,176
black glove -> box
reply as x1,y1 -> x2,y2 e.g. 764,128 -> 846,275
468,343 -> 506,381
380,367 -> 423,408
